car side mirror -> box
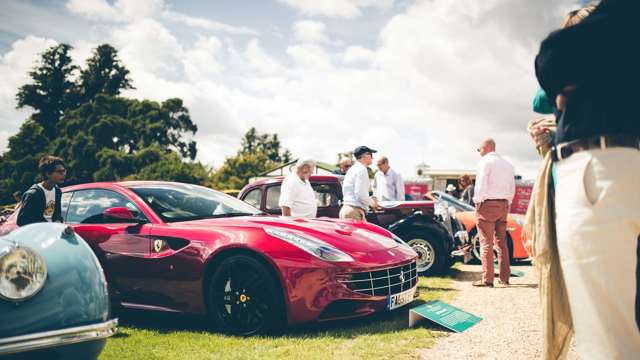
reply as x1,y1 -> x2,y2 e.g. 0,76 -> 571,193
103,207 -> 145,223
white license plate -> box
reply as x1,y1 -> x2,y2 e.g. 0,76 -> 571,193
386,286 -> 417,310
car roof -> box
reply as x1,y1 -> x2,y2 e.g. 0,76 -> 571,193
247,175 -> 342,187
62,180 -> 197,192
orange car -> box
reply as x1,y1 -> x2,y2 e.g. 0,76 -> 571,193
426,191 -> 528,262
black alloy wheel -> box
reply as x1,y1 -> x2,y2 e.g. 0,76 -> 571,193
207,255 -> 283,336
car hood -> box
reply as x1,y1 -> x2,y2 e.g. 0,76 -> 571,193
174,215 -> 400,253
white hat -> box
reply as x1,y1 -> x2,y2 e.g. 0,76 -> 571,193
446,184 -> 457,192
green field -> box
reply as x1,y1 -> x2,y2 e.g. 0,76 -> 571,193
100,275 -> 457,360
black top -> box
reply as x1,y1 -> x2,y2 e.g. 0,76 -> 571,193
535,0 -> 640,145
16,184 -> 63,226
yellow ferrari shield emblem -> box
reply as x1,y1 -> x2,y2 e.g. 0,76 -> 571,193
153,239 -> 163,253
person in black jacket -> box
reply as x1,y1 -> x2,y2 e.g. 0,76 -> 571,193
535,0 -> 640,357
16,156 -> 66,226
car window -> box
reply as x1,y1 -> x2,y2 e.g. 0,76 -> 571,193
66,189 -> 146,224
243,188 -> 262,209
265,186 -> 281,211
266,183 -> 338,210
312,184 -> 338,208
130,183 -> 261,222
60,192 -> 73,221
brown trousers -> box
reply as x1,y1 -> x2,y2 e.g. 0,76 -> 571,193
476,200 -> 510,284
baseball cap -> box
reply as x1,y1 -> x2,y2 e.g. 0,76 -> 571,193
353,146 -> 377,158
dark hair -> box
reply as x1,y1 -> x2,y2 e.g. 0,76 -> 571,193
38,155 -> 65,179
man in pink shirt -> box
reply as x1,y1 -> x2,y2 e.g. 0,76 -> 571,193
472,138 -> 515,287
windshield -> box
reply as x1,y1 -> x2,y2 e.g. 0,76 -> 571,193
129,183 -> 262,223
431,191 -> 475,212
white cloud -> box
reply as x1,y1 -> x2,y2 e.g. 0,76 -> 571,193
292,20 -> 329,44
183,36 -> 225,81
65,0 -> 121,21
66,0 -> 256,35
2,0 -> 583,180
111,18 -> 183,75
277,0 -> 395,18
343,45 -> 376,64
244,39 -> 285,75
162,11 -> 257,35
0,36 -> 57,149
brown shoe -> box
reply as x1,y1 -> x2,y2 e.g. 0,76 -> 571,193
497,280 -> 510,286
472,280 -> 493,287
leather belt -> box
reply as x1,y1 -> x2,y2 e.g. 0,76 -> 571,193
552,134 -> 640,162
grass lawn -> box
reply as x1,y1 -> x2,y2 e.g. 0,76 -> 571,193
100,274 -> 457,360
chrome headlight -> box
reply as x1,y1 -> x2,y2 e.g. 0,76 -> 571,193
265,228 -> 354,262
0,246 -> 47,302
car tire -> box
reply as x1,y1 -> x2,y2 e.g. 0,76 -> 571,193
206,255 -> 285,336
402,232 -> 446,276
470,228 -> 514,264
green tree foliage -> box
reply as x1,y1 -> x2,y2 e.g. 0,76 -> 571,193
15,44 -> 79,139
53,95 -> 198,184
0,43 -> 203,205
0,121 -> 50,202
240,127 -> 292,163
80,44 -> 134,102
211,127 -> 292,190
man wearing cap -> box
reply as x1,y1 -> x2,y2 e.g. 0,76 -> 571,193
279,158 -> 317,219
340,146 -> 378,221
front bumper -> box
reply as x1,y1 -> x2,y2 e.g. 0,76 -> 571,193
276,247 -> 419,325
0,318 -> 118,356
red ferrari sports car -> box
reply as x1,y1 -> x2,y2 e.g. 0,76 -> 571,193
0,181 -> 418,335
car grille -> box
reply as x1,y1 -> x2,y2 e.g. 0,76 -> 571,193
338,261 -> 418,296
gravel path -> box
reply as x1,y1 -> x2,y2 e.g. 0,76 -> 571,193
418,264 -> 576,360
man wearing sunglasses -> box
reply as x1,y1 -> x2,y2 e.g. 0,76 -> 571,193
17,155 -> 66,226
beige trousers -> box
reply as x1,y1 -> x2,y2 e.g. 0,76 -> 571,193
555,148 -> 640,359
339,205 -> 366,221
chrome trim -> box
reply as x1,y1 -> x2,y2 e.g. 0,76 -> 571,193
342,274 -> 419,292
0,318 -> 118,356
338,261 -> 418,296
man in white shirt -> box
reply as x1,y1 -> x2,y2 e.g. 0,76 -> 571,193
472,138 -> 515,287
340,146 -> 379,221
373,156 -> 405,201
278,158 -> 317,219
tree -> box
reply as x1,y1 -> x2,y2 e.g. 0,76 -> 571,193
15,44 -> 79,139
240,127 -> 292,163
80,44 -> 133,102
0,121 -> 51,204
53,95 -> 199,184
211,128 -> 292,190
1,42 -> 208,205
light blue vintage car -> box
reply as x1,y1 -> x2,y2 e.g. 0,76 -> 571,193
0,223 -> 117,359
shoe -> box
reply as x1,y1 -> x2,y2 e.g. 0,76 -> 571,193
472,280 -> 493,287
497,280 -> 510,286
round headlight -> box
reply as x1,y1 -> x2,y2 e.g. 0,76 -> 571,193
0,246 -> 47,302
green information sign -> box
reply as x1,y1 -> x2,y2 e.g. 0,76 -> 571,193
409,300 -> 482,332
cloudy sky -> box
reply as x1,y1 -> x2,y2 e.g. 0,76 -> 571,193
0,0 -> 583,179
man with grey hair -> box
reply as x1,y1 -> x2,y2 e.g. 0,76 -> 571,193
373,156 -> 405,201
279,158 -> 317,218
